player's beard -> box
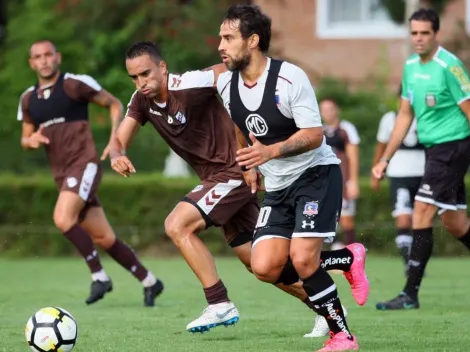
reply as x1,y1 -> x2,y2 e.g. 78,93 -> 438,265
226,53 -> 251,72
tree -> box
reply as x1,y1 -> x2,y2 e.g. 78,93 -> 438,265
380,0 -> 454,24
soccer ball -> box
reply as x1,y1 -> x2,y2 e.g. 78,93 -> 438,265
25,307 -> 78,352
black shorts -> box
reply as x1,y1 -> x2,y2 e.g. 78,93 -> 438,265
252,164 -> 343,247
389,177 -> 422,217
415,136 -> 470,212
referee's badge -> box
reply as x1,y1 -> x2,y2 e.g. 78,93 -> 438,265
425,93 -> 436,107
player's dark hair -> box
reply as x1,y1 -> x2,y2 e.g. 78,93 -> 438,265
222,4 -> 271,52
29,40 -> 57,56
409,8 -> 440,32
126,41 -> 163,63
320,97 -> 338,106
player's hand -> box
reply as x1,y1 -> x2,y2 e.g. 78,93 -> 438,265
236,133 -> 273,169
372,160 -> 388,180
370,176 -> 381,191
111,155 -> 136,177
28,125 -> 49,148
100,143 -> 112,161
243,168 -> 265,194
346,181 -> 359,200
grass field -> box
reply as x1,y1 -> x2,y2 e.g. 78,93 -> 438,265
2,256 -> 470,352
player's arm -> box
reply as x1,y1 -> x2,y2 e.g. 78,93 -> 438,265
110,116 -> 140,158
90,89 -> 124,136
234,124 -> 248,150
202,63 -> 228,88
344,135 -> 359,198
18,92 -> 49,149
445,62 -> 470,123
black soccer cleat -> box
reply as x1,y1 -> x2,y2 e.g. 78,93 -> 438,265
376,292 -> 420,310
86,280 -> 113,305
144,279 -> 164,307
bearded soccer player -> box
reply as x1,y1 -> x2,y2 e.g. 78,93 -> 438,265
373,8 -> 470,310
18,40 -> 163,306
110,41 -> 367,336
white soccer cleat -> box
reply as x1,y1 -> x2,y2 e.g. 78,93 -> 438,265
303,305 -> 348,338
186,301 -> 240,333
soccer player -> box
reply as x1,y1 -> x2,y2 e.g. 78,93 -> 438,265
373,8 -> 470,310
371,86 -> 425,275
320,99 -> 360,249
17,40 -> 163,306
216,5 -> 369,350
111,41 -> 367,337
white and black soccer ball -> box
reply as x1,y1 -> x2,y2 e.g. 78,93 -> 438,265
25,307 -> 78,352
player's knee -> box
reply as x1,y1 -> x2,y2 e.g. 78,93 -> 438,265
412,202 -> 435,227
251,260 -> 281,283
441,212 -> 470,237
164,215 -> 188,245
290,248 -> 321,278
91,232 -> 115,249
53,212 -> 77,233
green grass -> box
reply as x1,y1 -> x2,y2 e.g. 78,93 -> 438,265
1,256 -> 470,351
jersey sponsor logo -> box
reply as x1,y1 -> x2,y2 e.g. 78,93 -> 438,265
323,301 -> 351,338
425,93 -> 436,107
149,108 -> 162,116
42,117 -> 65,127
321,257 -> 351,269
245,113 -> 268,137
303,201 -> 318,216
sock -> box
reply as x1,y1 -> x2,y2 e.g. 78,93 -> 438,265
344,229 -> 356,245
395,228 -> 413,265
106,239 -> 150,283
142,272 -> 157,288
320,248 -> 353,272
275,258 -> 300,285
91,269 -> 109,282
303,297 -> 316,311
302,268 -> 353,339
64,224 -> 103,274
203,280 -> 229,305
457,226 -> 470,250
403,228 -> 433,300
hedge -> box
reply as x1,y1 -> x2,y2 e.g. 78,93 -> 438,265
0,173 -> 469,257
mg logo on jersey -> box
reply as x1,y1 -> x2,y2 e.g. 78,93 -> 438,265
246,114 -> 268,137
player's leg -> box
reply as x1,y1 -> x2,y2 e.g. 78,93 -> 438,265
80,204 -> 164,307
389,178 -> 414,274
170,181 -> 246,332
53,188 -> 113,304
440,180 -> 470,246
290,165 -> 359,351
334,199 -> 356,249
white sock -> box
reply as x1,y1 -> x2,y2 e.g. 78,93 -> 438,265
142,272 -> 157,288
91,269 -> 110,282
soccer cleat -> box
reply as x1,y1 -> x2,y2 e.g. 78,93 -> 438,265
316,332 -> 359,351
144,279 -> 164,307
186,301 -> 239,333
304,305 -> 348,338
376,292 -> 420,310
343,243 -> 370,306
86,279 -> 113,305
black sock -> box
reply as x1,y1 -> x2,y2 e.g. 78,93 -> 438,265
320,248 -> 353,272
395,228 -> 412,265
302,267 -> 353,339
457,226 -> 470,250
403,228 -> 433,300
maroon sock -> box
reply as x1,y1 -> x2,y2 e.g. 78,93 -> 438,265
344,229 -> 356,245
106,239 -> 148,281
64,224 -> 103,273
203,280 -> 229,305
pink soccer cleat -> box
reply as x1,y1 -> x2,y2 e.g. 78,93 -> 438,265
343,243 -> 370,306
316,332 -> 359,351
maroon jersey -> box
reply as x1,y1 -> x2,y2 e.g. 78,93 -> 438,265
324,125 -> 350,186
18,73 -> 101,179
126,70 -> 243,182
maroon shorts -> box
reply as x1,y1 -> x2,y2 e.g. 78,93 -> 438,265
54,162 -> 102,217
184,179 -> 259,247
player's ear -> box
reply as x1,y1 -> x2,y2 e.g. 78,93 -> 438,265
56,52 -> 62,65
159,60 -> 168,75
249,34 -> 259,50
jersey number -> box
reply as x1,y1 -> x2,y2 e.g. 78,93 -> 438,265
256,206 -> 272,228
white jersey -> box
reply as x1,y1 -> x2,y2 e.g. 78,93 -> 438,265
376,111 -> 425,178
217,58 -> 339,192
340,120 -> 360,145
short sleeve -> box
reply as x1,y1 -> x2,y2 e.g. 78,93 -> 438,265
63,74 -> 102,102
340,120 -> 360,145
376,111 -> 395,143
169,71 -> 215,90
288,67 -> 322,128
125,91 -> 147,125
17,88 -> 34,123
445,61 -> 470,105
